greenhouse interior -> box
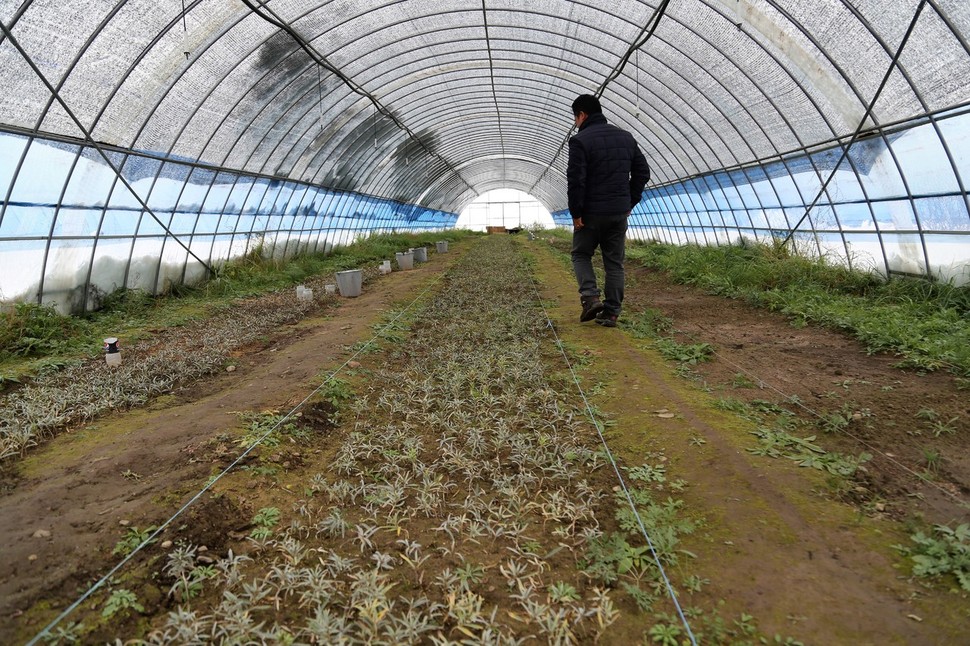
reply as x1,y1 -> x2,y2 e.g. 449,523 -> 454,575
1,1 -> 969,644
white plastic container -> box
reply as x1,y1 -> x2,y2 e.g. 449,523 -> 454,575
380,260 -> 392,274
396,251 -> 414,270
296,285 -> 313,301
412,246 -> 428,262
104,337 -> 122,367
325,284 -> 337,294
436,240 -> 449,253
335,269 -> 363,297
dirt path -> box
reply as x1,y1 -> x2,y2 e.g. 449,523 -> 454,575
527,239 -> 968,644
622,261 -> 970,526
1,248 -> 461,643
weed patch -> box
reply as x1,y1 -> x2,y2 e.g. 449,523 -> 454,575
627,240 -> 970,376
894,523 -> 970,591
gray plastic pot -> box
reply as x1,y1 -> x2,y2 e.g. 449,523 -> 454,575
335,269 -> 362,297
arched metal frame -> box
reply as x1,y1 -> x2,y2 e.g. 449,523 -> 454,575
1,0 -> 969,312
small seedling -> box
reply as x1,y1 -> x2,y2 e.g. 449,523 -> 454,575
547,581 -> 580,603
654,338 -> 713,365
648,620 -> 683,645
821,411 -> 849,434
894,523 -> 970,591
246,465 -> 280,477
731,373 -> 757,389
684,574 -> 709,593
112,526 -> 156,556
40,621 -> 84,644
929,417 -> 959,437
102,588 -> 144,619
250,506 -> 281,540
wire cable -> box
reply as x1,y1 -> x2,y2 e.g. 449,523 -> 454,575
26,270 -> 446,645
0,20 -> 214,277
530,0 -> 671,196
782,0 -> 928,246
239,0 -> 476,201
596,0 -> 671,97
526,265 -> 699,646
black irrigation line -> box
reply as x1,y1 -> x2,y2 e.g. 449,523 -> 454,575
25,267 -> 448,645
526,263 -> 699,646
481,1 -> 507,178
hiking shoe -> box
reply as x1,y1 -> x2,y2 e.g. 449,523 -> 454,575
595,311 -> 618,327
580,297 -> 605,322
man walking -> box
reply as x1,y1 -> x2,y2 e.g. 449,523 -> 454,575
568,94 -> 650,327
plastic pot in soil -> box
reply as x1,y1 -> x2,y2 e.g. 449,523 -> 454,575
396,251 -> 414,270
411,247 -> 428,262
335,269 -> 362,297
436,241 -> 448,253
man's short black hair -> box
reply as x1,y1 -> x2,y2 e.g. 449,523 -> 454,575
572,94 -> 602,116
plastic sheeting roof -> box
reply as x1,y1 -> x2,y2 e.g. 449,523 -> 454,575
1,0 -> 969,215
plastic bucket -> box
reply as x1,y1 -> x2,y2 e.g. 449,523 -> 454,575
396,251 -> 414,270
335,269 -> 362,297
379,260 -> 392,274
412,246 -> 428,262
325,284 -> 337,295
435,241 -> 448,253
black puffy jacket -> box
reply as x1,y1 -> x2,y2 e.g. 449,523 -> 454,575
567,112 -> 650,221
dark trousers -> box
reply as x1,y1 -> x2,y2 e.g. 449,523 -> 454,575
571,215 -> 628,316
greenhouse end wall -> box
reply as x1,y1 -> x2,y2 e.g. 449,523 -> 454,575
553,111 -> 970,286
0,132 -> 458,314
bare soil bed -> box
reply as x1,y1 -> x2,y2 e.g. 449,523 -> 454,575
1,235 -> 967,644
621,257 -> 970,527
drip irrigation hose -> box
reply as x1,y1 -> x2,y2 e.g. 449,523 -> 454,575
596,0 -> 671,97
525,266 -> 699,646
0,22 -> 215,278
25,270 -> 447,645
